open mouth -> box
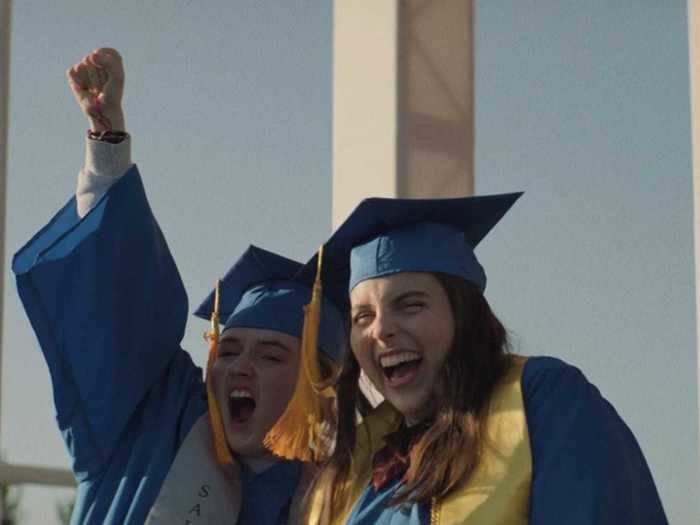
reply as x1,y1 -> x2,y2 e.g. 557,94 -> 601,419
228,390 -> 256,424
380,351 -> 422,383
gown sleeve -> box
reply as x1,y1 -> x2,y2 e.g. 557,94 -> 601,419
522,356 -> 668,524
12,166 -> 191,479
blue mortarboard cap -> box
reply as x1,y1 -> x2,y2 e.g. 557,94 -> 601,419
194,245 -> 345,362
311,193 -> 522,293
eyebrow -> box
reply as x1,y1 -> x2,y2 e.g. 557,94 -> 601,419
391,290 -> 429,304
352,290 -> 429,312
219,337 -> 292,354
257,340 -> 291,352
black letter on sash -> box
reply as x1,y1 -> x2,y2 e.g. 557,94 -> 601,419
188,504 -> 201,516
199,484 -> 210,498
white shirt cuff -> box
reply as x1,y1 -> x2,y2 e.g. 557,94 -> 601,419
76,135 -> 134,218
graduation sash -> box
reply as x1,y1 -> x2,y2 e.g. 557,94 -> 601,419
145,414 -> 242,525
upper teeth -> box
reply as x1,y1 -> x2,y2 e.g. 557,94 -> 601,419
230,390 -> 252,399
379,351 -> 421,368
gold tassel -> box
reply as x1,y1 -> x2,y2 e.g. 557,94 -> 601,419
205,280 -> 233,465
264,246 -> 336,462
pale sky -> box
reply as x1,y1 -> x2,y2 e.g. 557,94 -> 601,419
2,1 -> 698,524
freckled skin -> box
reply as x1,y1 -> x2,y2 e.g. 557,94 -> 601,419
210,327 -> 300,470
350,272 -> 455,423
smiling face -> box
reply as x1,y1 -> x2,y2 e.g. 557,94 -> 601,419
210,327 -> 300,467
350,272 -> 455,423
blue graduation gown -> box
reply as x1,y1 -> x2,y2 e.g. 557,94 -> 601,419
524,357 -> 667,524
13,167 -> 300,525
238,460 -> 303,525
346,357 -> 667,525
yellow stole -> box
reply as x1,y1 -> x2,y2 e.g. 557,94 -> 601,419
308,355 -> 532,525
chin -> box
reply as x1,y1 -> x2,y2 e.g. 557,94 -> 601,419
227,439 -> 267,459
387,392 -> 433,422
223,426 -> 258,454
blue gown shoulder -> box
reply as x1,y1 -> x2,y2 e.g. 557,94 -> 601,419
522,356 -> 667,524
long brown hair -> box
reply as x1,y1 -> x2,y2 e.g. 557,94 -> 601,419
321,273 -> 510,509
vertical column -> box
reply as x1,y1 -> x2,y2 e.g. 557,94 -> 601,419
688,0 -> 700,498
0,2 -> 10,517
332,0 -> 474,228
333,0 -> 399,228
0,0 -> 11,453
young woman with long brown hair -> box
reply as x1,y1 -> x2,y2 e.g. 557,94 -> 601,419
304,194 -> 667,524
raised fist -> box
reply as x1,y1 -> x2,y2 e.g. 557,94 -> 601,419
67,48 -> 126,132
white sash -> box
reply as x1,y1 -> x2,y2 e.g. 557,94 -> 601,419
146,414 -> 242,524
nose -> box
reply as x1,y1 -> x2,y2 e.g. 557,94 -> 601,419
372,310 -> 397,344
229,348 -> 255,377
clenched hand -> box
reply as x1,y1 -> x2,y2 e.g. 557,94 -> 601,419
67,48 -> 126,133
